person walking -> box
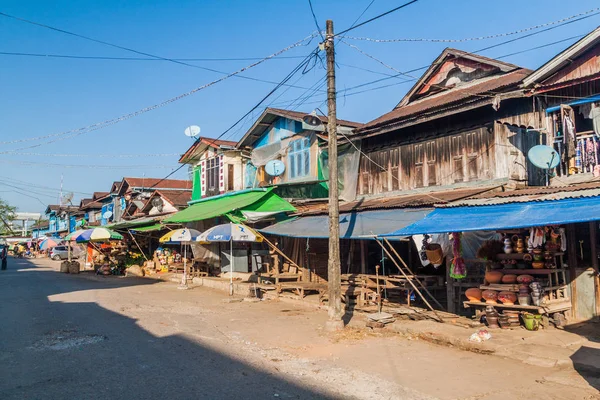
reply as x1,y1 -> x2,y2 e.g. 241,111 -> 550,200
1,245 -> 7,270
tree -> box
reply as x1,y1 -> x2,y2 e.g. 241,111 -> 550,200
0,198 -> 16,235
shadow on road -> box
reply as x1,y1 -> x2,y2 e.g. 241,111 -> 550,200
0,258 -> 335,399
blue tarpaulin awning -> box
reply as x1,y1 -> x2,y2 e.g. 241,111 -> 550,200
381,197 -> 600,236
259,208 -> 431,240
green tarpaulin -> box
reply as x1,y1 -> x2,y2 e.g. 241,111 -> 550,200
163,188 -> 296,224
129,223 -> 164,232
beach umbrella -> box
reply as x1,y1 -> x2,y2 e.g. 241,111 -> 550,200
159,228 -> 201,243
39,238 -> 60,250
196,223 -> 262,295
71,228 -> 123,243
159,228 -> 201,289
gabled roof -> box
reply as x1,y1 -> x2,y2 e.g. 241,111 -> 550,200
118,177 -> 192,194
397,48 -> 520,108
140,190 -> 192,214
236,107 -> 362,149
179,137 -> 238,164
45,205 -> 79,215
524,26 -> 600,88
356,68 -> 530,137
92,191 -> 109,200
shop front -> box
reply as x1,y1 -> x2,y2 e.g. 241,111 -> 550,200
383,193 -> 600,326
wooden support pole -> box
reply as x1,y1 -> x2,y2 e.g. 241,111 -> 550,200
590,221 -> 600,318
382,238 -> 444,310
446,256 -> 455,314
373,239 -> 443,322
254,230 -> 302,271
360,240 -> 367,274
567,224 -> 579,320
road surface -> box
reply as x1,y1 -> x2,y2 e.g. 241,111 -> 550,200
1,257 -> 598,399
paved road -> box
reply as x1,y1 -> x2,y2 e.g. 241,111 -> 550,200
0,258 -> 335,399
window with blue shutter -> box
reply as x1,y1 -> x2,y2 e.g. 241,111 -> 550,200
288,137 -> 310,179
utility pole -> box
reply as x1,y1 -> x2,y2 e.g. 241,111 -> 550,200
325,19 -> 344,331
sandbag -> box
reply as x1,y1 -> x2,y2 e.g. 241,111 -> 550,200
60,261 -> 70,273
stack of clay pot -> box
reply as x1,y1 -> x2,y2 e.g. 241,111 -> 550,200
517,274 -> 534,306
502,310 -> 521,327
529,282 -> 543,306
485,306 -> 499,329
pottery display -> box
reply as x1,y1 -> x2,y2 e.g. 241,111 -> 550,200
465,288 -> 483,302
523,253 -> 533,262
485,271 -> 504,284
523,313 -> 542,331
532,261 -> 545,269
503,237 -> 513,254
516,275 -> 534,284
485,306 -> 499,329
482,290 -> 499,304
497,291 -> 517,305
515,238 -> 525,253
497,315 -> 510,328
501,274 -> 518,284
518,294 -> 531,306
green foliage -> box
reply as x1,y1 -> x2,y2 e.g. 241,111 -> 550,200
124,251 -> 144,267
0,198 -> 16,235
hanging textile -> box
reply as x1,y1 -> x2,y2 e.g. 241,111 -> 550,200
563,114 -> 576,159
450,232 -> 466,279
592,104 -> 600,137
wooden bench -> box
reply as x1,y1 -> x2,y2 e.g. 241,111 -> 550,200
277,282 -> 327,299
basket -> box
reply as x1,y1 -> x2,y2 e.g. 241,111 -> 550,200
425,243 -> 444,264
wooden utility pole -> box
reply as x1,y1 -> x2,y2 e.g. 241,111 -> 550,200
325,19 -> 344,331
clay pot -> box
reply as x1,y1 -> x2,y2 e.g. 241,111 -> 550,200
532,261 -> 545,269
465,288 -> 483,302
482,290 -> 499,304
485,271 -> 504,284
523,253 -> 533,262
516,275 -> 534,284
503,238 -> 513,254
518,294 -> 531,306
501,274 -> 518,284
497,291 -> 517,305
515,238 -> 525,254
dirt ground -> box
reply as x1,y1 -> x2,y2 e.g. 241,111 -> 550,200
34,258 -> 600,399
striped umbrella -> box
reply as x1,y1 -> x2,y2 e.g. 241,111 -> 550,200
39,238 -> 60,250
69,228 -> 123,243
159,228 -> 201,290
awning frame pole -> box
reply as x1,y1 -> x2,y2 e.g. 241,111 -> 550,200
382,238 -> 445,310
128,230 -> 149,262
373,238 -> 443,322
254,230 -> 303,272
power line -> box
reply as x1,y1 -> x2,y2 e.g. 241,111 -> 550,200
0,159 -> 175,169
335,0 -> 420,37
0,11 -> 321,91
307,0 -> 325,41
5,152 -> 181,158
148,47 -> 322,189
0,34 -> 316,149
344,7 -> 600,43
348,0 -> 377,31
0,51 -> 307,62
336,14 -> 599,97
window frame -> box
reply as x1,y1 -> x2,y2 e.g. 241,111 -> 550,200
287,137 -> 311,180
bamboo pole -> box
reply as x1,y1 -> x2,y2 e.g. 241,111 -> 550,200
383,238 -> 444,310
373,239 -> 443,322
254,230 -> 302,271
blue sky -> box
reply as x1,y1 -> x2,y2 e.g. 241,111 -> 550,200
1,0 -> 600,212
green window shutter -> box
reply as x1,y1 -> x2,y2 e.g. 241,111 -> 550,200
192,166 -> 201,201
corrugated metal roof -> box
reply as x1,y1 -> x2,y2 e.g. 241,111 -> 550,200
294,186 -> 501,216
355,69 -> 530,136
442,180 -> 600,207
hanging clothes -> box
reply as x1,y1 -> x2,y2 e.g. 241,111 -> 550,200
559,228 -> 567,252
563,114 -> 576,160
591,104 -> 600,137
585,138 -> 596,171
529,227 -> 546,248
580,103 -> 593,119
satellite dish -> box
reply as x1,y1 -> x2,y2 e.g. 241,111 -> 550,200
151,197 -> 164,212
528,145 -> 560,169
61,192 -> 74,205
102,211 -> 113,220
265,160 -> 286,176
184,125 -> 201,138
